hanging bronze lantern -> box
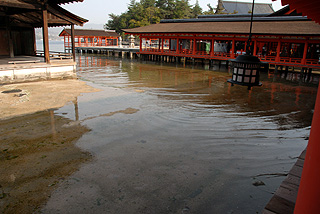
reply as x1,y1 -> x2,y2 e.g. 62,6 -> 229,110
227,0 -> 268,90
227,54 -> 263,90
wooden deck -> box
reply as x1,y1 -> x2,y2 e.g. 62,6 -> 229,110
262,149 -> 306,214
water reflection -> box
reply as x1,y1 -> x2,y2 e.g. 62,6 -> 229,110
41,54 -> 317,214
0,110 -> 91,213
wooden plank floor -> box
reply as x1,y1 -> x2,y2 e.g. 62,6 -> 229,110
262,149 -> 306,214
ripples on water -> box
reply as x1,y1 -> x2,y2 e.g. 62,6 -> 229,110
44,54 -> 318,214
77,55 -> 317,130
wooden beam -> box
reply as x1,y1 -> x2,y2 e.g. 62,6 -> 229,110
42,8 -> 50,63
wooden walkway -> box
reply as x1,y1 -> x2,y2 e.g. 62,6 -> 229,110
262,149 -> 306,214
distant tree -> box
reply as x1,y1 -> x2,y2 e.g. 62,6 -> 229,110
105,0 -> 199,33
191,0 -> 202,18
104,13 -> 127,34
203,3 -> 215,15
172,0 -> 191,19
156,0 -> 175,19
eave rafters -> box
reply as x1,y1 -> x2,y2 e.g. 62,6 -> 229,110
0,0 -> 87,27
47,5 -> 83,26
11,12 -> 41,27
0,0 -> 41,10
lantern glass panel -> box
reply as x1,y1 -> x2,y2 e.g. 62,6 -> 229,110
227,54 -> 265,89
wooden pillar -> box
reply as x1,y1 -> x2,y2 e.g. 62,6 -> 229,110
302,40 -> 308,65
161,37 -> 164,53
193,38 -> 196,55
71,24 -> 75,61
140,37 -> 142,52
32,28 -> 36,55
64,35 -> 66,52
253,39 -> 257,56
211,38 -> 215,57
231,38 -> 235,58
5,17 -> 14,58
176,38 -> 179,54
244,41 -> 247,53
276,40 -> 281,62
67,36 -> 70,51
42,7 -> 50,63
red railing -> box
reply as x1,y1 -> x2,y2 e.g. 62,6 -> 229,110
139,48 -> 320,68
64,42 -> 117,48
306,59 -> 320,65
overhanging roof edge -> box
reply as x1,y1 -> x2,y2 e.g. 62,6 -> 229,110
160,16 -> 309,23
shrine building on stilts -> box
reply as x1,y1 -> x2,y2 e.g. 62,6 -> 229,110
122,6 -> 320,73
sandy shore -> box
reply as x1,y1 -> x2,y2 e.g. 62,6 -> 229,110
0,79 -> 100,120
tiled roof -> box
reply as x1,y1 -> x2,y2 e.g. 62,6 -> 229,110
222,1 -> 274,14
123,17 -> 320,36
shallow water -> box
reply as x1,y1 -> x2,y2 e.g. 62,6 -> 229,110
41,54 -> 317,213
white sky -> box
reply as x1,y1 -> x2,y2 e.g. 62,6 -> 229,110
62,0 -> 285,25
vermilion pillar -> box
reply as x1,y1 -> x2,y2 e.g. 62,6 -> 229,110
294,81 -> 320,214
302,39 -> 308,65
276,40 -> 281,62
231,38 -> 235,58
71,24 -> 75,61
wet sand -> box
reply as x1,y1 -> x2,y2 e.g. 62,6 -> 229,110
0,79 -> 100,120
0,80 -> 99,213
